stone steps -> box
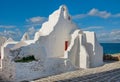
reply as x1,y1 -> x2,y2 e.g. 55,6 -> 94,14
33,69 -> 120,82
58,69 -> 120,82
87,69 -> 120,81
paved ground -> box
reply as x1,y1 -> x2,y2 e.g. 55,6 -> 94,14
33,61 -> 120,82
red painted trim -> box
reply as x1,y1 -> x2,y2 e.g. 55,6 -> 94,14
65,41 -> 68,51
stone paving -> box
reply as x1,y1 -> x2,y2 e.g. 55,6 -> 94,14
33,61 -> 120,82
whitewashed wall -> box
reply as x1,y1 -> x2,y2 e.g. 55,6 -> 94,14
0,5 -> 103,81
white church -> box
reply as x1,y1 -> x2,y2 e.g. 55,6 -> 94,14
0,5 -> 103,81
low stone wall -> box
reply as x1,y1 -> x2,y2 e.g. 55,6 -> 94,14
14,58 -> 76,81
104,54 -> 120,61
0,57 -> 76,82
15,61 -> 45,81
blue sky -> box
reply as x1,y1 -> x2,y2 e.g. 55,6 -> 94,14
0,0 -> 120,42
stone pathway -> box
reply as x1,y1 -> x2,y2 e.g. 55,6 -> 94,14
33,61 -> 120,82
58,68 -> 120,82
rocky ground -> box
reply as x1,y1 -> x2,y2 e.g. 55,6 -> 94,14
33,61 -> 120,82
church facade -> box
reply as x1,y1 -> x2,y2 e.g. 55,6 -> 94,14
0,5 -> 103,81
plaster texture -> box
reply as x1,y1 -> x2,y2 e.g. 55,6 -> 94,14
0,5 -> 103,81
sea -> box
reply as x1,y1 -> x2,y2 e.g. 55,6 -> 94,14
100,43 -> 120,55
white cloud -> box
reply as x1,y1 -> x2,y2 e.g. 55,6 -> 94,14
0,27 -> 38,40
25,16 -> 47,27
24,23 -> 42,28
26,27 -> 39,39
27,27 -> 36,35
97,30 -> 120,43
0,25 -> 16,29
83,26 -> 104,30
0,29 -> 22,40
72,8 -> 120,19
112,13 -> 120,17
111,30 -> 120,35
26,16 -> 47,23
72,14 -> 87,19
88,8 -> 111,18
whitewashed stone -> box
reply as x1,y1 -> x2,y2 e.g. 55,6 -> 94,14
0,5 -> 103,81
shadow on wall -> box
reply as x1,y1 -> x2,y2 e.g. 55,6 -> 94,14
44,57 -> 77,74
86,42 -> 93,68
57,68 -> 120,82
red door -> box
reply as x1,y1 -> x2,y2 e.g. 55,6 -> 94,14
65,41 -> 68,51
